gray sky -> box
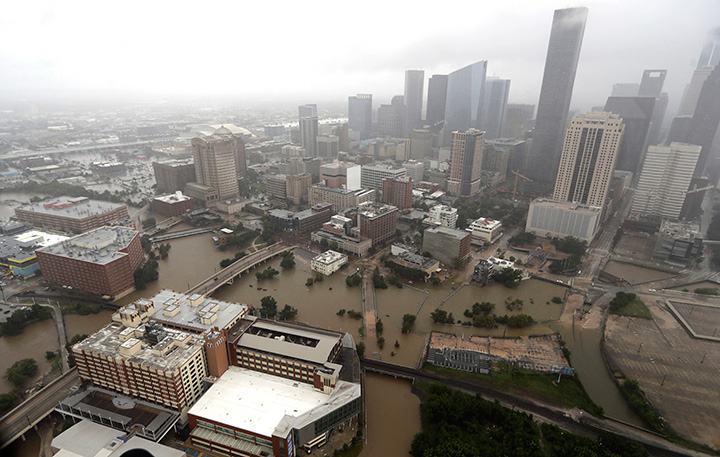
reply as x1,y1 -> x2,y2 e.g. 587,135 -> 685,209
1,0 -> 718,114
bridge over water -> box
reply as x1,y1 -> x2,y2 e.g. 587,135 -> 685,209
148,226 -> 219,243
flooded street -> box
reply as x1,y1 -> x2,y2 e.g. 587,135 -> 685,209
603,260 -> 674,284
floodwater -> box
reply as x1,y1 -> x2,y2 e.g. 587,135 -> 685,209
603,260 -> 674,284
0,318 -> 57,394
670,280 -> 720,291
0,191 -> 48,219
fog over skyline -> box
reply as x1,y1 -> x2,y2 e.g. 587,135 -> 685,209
1,0 -> 719,116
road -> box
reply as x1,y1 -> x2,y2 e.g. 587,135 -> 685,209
0,369 -> 80,449
40,301 -> 70,373
361,274 -> 377,340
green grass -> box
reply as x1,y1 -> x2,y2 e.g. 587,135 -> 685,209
422,362 -> 604,416
609,298 -> 651,319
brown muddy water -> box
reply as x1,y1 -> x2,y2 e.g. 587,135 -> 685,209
603,260 -> 674,284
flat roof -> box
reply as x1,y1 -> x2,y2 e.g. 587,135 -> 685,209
139,289 -> 248,332
425,225 -> 469,240
189,367 -> 360,439
16,196 -> 125,220
0,230 -> 68,261
238,320 -> 342,365
153,192 -> 192,204
312,250 -> 347,265
37,226 -> 137,265
73,322 -> 203,371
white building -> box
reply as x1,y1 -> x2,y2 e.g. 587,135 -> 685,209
427,205 -> 458,228
360,163 -> 406,190
526,199 -> 602,243
467,217 -> 503,244
311,250 -> 349,275
402,160 -> 425,183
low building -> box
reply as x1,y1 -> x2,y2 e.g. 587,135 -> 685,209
654,220 -> 703,265
0,230 -> 68,277
422,226 -> 471,266
426,204 -> 458,228
91,162 -> 126,175
391,251 -> 440,278
212,228 -> 235,247
266,174 -> 287,199
184,182 -> 219,207
36,226 -> 143,298
268,203 -> 333,233
216,198 -> 249,215
14,196 -> 129,233
526,199 -> 602,243
309,184 -> 375,211
153,159 -> 196,193
149,191 -> 195,217
311,228 -> 373,257
311,250 -> 348,275
467,217 -> 503,244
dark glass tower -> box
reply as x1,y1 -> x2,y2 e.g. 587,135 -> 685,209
426,74 -> 448,127
404,70 -> 424,135
443,61 -> 487,146
524,7 -> 588,195
348,94 -> 372,140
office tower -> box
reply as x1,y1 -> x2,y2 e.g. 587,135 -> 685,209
646,92 -> 669,146
638,69 -> 666,97
348,94 -> 372,140
501,104 -> 535,139
632,143 -> 702,220
407,129 -> 433,159
525,7 -> 589,195
448,129 -> 484,197
286,173 -> 312,204
481,143 -> 510,182
603,97 -> 655,176
611,83 -> 639,97
697,27 -> 720,69
426,74 -> 448,127
402,160 -> 424,182
552,112 -> 624,208
152,159 -> 196,193
316,135 -> 339,158
320,161 -> 361,189
404,69 -> 425,134
191,131 -> 242,201
485,138 -> 528,179
443,61 -> 487,146
298,104 -> 317,119
479,77 -> 511,140
300,116 -> 319,157
358,202 -> 399,247
668,65 -> 720,178
335,122 -> 349,151
678,66 -> 714,116
378,95 -> 405,137
360,163 -> 406,190
382,176 -> 413,209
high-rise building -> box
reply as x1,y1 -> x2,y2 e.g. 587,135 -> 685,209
360,163 -> 406,190
632,142 -> 702,220
191,131 -> 243,201
335,122 -> 350,151
382,176 -> 413,209
697,27 -> 720,70
611,83 -> 640,97
349,94 -> 372,140
358,202 -> 399,247
426,74 -> 448,127
422,226 -> 470,266
286,173 -> 312,204
678,66 -> 714,117
443,61 -> 487,146
481,143 -> 510,183
299,104 -> 317,119
639,69 -> 666,97
377,96 -> 405,138
407,129 -> 433,159
448,129 -> 484,197
524,7 -> 588,195
479,77 -> 511,140
501,104 -> 535,139
319,161 -> 361,190
404,70 -> 425,134
552,112 -> 624,208
152,159 -> 196,193
316,135 -> 339,158
402,160 -> 424,183
300,116 -> 319,157
603,96 -> 655,177
485,138 -> 528,180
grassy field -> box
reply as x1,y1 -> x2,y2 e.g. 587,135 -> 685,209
610,298 -> 652,319
422,362 -> 604,416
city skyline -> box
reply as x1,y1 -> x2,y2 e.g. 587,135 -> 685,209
0,1 -> 718,119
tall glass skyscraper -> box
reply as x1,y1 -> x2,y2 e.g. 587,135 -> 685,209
426,74 -> 448,127
479,77 -> 511,140
524,7 -> 588,195
443,61 -> 487,146
404,70 -> 424,135
348,94 -> 372,140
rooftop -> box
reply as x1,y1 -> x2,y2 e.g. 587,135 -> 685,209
188,366 -> 360,439
312,250 -> 347,265
73,322 -> 203,372
0,230 -> 68,262
153,192 -> 192,204
358,202 -> 398,218
37,226 -> 138,265
16,196 -> 126,220
154,158 -> 194,168
469,217 -> 502,229
425,225 -> 469,240
238,320 -> 342,365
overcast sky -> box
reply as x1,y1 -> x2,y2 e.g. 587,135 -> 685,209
1,0 -> 718,115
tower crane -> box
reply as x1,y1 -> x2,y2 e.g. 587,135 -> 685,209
511,170 -> 533,201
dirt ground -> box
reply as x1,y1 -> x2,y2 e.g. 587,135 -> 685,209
604,296 -> 720,450
613,233 -> 656,260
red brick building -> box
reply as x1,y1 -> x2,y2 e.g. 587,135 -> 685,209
15,196 -> 129,233
36,226 -> 144,298
382,175 -> 413,209
358,202 -> 399,247
149,192 -> 195,217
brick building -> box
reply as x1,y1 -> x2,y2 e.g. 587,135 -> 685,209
152,159 -> 196,193
149,192 -> 195,217
382,176 -> 413,209
358,202 -> 399,247
36,226 -> 143,298
422,226 -> 471,266
15,196 -> 129,233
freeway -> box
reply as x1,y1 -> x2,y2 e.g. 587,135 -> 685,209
0,369 -> 80,449
186,243 -> 292,296
362,359 -> 708,457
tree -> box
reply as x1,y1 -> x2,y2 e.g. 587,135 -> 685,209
337,309 -> 346,316
260,296 -> 278,318
452,256 -> 466,270
401,314 -> 416,333
280,251 -> 295,269
142,217 -> 156,229
255,266 -> 279,280
346,272 -> 362,287
430,308 -> 454,324
507,314 -> 534,328
278,304 -> 298,321
508,231 -> 536,246
4,358 -> 38,387
0,392 -> 18,412
377,336 -> 385,348
492,267 -> 523,288
306,278 -> 314,286
372,267 -> 387,289
329,241 -> 339,251
356,342 -> 366,358
45,351 -> 57,360
375,319 -> 384,335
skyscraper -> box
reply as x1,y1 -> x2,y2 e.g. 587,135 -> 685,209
378,95 -> 405,138
501,104 -> 535,139
697,27 -> 720,70
603,96 -> 655,177
638,69 -> 666,97
299,104 -> 318,119
191,131 -> 242,201
348,94 -> 372,140
678,66 -> 714,117
404,70 -> 425,134
552,112 -> 624,208
300,116 -> 319,157
524,7 -> 588,195
632,143 -> 702,220
443,61 -> 487,146
448,129 -> 484,197
479,77 -> 511,140
426,74 -> 448,127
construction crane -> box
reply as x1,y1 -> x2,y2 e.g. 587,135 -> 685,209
511,170 -> 533,201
